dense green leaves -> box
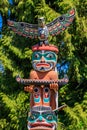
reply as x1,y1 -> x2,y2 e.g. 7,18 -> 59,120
0,92 -> 29,129
0,0 -> 87,129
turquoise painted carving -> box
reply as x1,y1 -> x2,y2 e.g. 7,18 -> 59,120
32,50 -> 57,72
28,106 -> 57,130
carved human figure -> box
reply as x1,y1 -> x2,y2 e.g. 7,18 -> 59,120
24,44 -> 59,110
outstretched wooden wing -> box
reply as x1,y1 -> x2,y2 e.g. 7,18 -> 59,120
47,9 -> 75,36
7,20 -> 38,39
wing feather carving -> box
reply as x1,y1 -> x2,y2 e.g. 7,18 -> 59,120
47,9 -> 75,36
7,20 -> 38,38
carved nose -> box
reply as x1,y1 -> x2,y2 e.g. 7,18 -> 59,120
37,115 -> 45,122
41,56 -> 45,63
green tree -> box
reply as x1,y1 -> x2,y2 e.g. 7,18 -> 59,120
0,0 -> 87,129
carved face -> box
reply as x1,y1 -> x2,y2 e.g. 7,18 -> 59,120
38,17 -> 45,27
32,50 -> 57,72
27,106 -> 57,130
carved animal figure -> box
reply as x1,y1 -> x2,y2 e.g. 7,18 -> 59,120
7,9 -> 75,45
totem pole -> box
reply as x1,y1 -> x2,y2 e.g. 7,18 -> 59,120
8,9 -> 75,130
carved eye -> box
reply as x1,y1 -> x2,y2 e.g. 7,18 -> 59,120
46,115 -> 53,120
34,87 -> 39,92
30,115 -> 35,120
46,54 -> 53,59
34,54 -> 39,58
44,87 -> 49,92
21,23 -> 24,27
58,16 -> 65,22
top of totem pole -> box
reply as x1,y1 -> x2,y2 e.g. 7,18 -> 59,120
38,17 -> 45,28
7,8 -> 75,46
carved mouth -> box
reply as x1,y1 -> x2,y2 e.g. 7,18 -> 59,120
29,127 -> 54,130
36,63 -> 50,67
28,122 -> 55,129
31,123 -> 53,127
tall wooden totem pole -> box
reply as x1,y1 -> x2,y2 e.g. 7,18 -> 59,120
8,9 -> 75,130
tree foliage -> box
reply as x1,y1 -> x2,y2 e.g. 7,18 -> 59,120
0,0 -> 87,129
